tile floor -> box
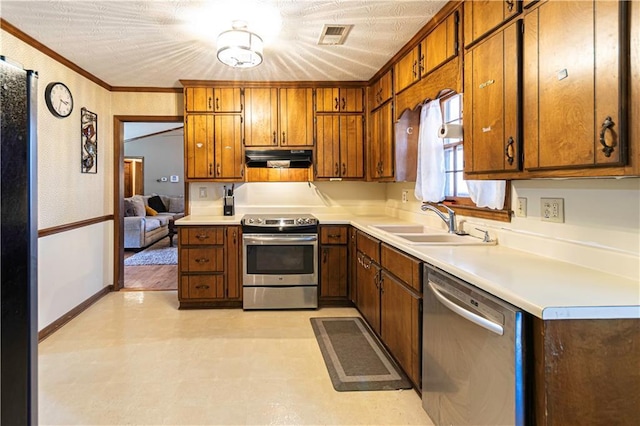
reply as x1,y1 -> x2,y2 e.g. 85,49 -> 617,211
39,290 -> 435,425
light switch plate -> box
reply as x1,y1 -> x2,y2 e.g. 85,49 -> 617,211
541,198 -> 564,223
199,187 -> 207,198
402,190 -> 409,203
516,197 -> 527,218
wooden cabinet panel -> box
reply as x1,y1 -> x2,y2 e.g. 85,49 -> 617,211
320,226 -> 348,244
356,230 -> 380,263
213,114 -> 243,179
340,115 -> 365,178
316,115 -> 341,178
212,88 -> 242,113
185,114 -> 214,179
244,87 -> 279,147
464,20 -> 521,174
279,88 -> 314,146
180,275 -> 225,299
316,115 -> 364,179
355,252 -> 381,334
381,243 -> 422,293
370,70 -> 393,110
181,227 -> 225,245
180,247 -> 224,272
380,271 -> 421,387
524,0 -> 625,171
395,46 -> 420,94
185,87 -> 214,112
422,11 -> 458,75
320,245 -> 348,298
317,88 -> 364,113
464,0 -> 521,47
370,102 -> 395,180
225,226 -> 241,300
349,227 -> 358,304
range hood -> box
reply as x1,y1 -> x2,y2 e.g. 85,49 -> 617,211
245,149 -> 313,168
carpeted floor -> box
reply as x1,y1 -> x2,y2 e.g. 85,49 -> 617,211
124,238 -> 177,266
310,317 -> 412,392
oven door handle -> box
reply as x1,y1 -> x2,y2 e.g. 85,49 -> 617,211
243,235 -> 318,244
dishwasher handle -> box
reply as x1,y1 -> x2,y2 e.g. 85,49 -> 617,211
428,281 -> 504,336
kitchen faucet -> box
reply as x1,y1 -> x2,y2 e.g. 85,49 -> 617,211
421,203 -> 459,234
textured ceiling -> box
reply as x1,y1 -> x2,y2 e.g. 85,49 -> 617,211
1,0 -> 448,88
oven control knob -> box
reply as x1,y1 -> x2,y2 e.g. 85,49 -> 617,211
297,218 -> 305,225
256,218 -> 263,224
247,218 -> 254,224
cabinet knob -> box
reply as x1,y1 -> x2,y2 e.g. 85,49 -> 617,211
342,163 -> 346,176
334,162 -> 339,175
505,0 -> 515,12
208,97 -> 212,110
195,258 -> 210,264
341,97 -> 346,110
334,97 -> 339,111
196,234 -> 209,240
216,163 -> 221,176
209,163 -> 213,176
282,131 -> 286,145
505,136 -> 515,165
272,131 -> 277,145
599,116 -> 616,157
215,97 -> 220,110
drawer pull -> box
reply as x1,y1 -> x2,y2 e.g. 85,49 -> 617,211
328,234 -> 341,239
195,258 -> 210,264
196,234 -> 209,240
195,284 -> 210,290
599,116 -> 616,157
505,136 -> 515,165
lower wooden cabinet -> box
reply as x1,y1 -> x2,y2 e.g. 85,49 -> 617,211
355,250 -> 382,334
319,225 -> 349,305
177,225 -> 241,308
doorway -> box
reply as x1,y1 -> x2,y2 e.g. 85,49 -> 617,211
113,116 -> 184,291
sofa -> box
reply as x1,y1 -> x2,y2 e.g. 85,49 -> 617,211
124,194 -> 184,250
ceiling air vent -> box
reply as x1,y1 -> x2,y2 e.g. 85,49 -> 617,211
318,24 -> 353,45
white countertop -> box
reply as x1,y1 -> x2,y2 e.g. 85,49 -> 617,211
176,213 -> 640,320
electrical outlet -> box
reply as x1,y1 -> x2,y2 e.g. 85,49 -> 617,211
402,190 -> 409,203
516,197 -> 527,218
199,187 -> 207,198
541,198 -> 564,223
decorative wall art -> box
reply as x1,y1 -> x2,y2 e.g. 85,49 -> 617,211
81,107 -> 97,173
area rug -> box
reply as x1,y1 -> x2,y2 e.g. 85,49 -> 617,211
310,317 -> 412,392
124,238 -> 177,266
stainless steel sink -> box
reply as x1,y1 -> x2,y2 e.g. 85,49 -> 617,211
396,233 -> 496,246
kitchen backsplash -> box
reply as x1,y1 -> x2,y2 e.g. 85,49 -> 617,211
188,178 -> 639,281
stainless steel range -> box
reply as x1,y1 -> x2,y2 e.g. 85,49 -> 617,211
241,214 -> 318,310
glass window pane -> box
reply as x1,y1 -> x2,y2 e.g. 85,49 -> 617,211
444,172 -> 453,197
457,173 -> 469,197
455,146 -> 464,171
444,147 -> 454,171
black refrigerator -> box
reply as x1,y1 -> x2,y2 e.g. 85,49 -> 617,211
1,56 -> 39,425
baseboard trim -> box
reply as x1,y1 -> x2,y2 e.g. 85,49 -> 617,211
38,285 -> 113,342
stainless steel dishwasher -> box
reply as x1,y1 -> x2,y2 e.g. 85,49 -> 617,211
422,265 -> 526,426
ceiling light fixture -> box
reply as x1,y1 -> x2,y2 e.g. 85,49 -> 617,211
217,20 -> 263,68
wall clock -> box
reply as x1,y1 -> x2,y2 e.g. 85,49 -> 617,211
44,82 -> 73,118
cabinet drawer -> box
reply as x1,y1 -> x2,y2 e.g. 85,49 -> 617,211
180,227 -> 225,245
381,243 -> 422,293
180,247 -> 224,272
356,231 -> 380,263
180,274 -> 225,300
320,226 -> 348,244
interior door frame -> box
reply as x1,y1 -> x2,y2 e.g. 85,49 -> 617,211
113,115 -> 184,290
124,156 -> 145,197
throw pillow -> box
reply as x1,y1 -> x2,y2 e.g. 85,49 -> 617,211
131,197 -> 146,217
145,205 -> 158,216
168,197 -> 184,213
148,195 -> 167,213
123,199 -> 136,217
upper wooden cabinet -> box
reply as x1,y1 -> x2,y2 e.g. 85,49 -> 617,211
464,0 -> 522,47
185,114 -> 243,180
184,87 -> 243,113
370,101 -> 395,181
316,115 -> 364,179
370,70 -> 393,110
244,87 -> 314,147
395,46 -> 421,95
421,11 -> 459,76
464,20 -> 521,175
523,0 -> 627,171
316,87 -> 364,113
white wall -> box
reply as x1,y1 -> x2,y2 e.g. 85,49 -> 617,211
124,131 -> 184,197
386,178 -> 640,281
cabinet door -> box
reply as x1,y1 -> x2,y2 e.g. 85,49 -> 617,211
316,115 -> 340,178
524,0 -> 625,170
355,253 -> 381,334
395,46 -> 420,94
316,88 -> 340,113
349,227 -> 358,304
340,115 -> 364,178
185,87 -> 214,112
464,0 -> 521,47
244,88 -> 279,146
185,114 -> 214,179
464,21 -> 521,174
320,245 -> 348,298
279,88 -> 314,146
421,11 -> 458,76
380,271 -> 421,386
371,102 -> 395,180
339,88 -> 364,112
212,88 -> 243,113
225,226 -> 241,300
213,115 -> 243,179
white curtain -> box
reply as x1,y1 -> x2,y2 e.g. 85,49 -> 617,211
467,180 -> 506,209
414,100 -> 445,203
